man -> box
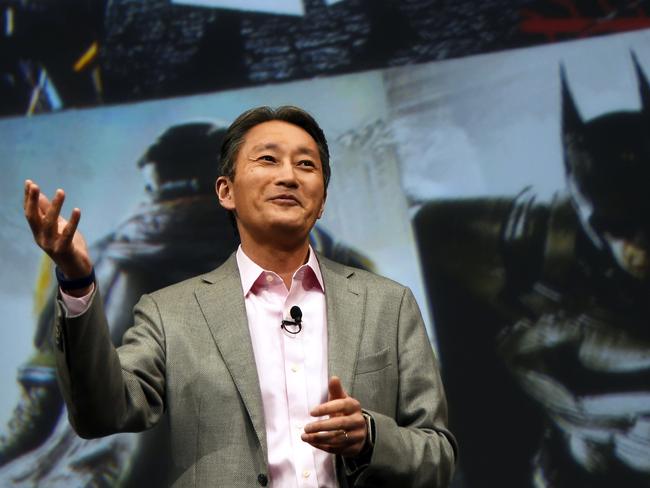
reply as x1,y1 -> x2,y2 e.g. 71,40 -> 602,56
5,120 -> 373,487
23,106 -> 457,487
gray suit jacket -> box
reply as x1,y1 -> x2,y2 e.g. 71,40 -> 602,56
54,253 -> 457,487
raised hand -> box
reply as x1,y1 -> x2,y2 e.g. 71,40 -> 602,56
301,376 -> 368,457
23,180 -> 93,287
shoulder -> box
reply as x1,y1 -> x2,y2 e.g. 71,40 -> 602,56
146,253 -> 239,302
318,253 -> 408,298
318,255 -> 423,328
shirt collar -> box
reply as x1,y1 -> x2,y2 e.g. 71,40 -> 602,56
236,245 -> 325,295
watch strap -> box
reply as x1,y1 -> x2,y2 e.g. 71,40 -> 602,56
55,266 -> 96,291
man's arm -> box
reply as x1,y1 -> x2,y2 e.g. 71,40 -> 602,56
302,284 -> 457,487
23,180 -> 166,438
354,287 -> 457,487
54,287 -> 166,438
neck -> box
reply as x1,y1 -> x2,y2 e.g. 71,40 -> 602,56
239,232 -> 311,289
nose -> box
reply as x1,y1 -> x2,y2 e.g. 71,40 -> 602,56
274,159 -> 299,188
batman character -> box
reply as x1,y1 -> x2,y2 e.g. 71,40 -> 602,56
414,56 -> 650,487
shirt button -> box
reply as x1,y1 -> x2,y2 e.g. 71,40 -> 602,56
291,364 -> 299,373
302,470 -> 311,478
265,274 -> 274,283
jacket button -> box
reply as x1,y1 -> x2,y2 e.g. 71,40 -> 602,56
54,326 -> 63,351
257,474 -> 268,486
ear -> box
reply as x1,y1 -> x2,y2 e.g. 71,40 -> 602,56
560,63 -> 583,133
631,51 -> 650,114
560,63 -> 585,177
216,176 -> 235,211
317,191 -> 326,219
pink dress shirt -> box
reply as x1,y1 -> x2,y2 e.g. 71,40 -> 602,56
61,246 -> 336,487
236,246 -> 335,488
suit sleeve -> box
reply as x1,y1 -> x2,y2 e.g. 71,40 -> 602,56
354,287 -> 458,487
53,288 -> 166,439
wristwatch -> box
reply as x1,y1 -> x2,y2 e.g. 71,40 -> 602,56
361,411 -> 375,452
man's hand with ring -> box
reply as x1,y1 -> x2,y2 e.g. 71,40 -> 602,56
301,376 -> 368,457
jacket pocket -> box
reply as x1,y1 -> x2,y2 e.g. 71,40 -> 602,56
355,347 -> 392,374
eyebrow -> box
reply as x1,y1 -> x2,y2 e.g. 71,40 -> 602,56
250,143 -> 318,158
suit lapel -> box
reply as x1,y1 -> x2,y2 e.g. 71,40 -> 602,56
191,253 -> 365,461
194,254 -> 267,461
319,256 -> 366,393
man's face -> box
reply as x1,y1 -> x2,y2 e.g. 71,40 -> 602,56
217,120 -> 326,244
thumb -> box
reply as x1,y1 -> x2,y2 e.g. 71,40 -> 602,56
328,376 -> 347,401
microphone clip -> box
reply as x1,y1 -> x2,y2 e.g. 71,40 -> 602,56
281,305 -> 303,334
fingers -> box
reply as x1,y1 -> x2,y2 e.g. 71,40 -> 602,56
307,376 -> 352,417
24,181 -> 64,233
302,428 -> 364,454
23,180 -> 40,231
304,404 -> 364,435
327,376 -> 346,401
303,429 -> 348,442
310,397 -> 359,417
302,426 -> 362,449
303,379 -> 368,456
23,180 -> 92,277
24,180 -> 43,237
301,410 -> 367,456
43,189 -> 65,240
23,179 -> 33,209
61,207 -> 81,246
23,181 -> 77,251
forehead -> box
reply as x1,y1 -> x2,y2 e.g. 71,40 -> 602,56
241,120 -> 319,154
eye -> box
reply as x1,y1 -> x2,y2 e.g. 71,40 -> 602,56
590,214 -> 636,238
298,159 -> 316,168
259,155 -> 276,163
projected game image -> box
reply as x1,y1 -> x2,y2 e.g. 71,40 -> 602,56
392,31 -> 650,488
2,1 -> 650,487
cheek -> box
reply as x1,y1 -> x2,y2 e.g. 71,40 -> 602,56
234,174 -> 266,202
604,234 -> 649,274
305,179 -> 326,201
622,242 -> 649,263
309,190 -> 325,213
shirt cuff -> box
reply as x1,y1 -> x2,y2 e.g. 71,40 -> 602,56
60,283 -> 95,318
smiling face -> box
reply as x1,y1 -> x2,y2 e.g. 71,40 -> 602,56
216,120 -> 326,248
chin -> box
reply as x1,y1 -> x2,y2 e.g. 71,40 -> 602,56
266,218 -> 314,239
625,267 -> 650,282
271,221 -> 308,233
